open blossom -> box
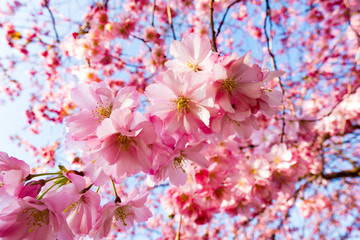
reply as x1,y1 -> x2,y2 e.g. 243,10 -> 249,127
0,152 -> 30,197
95,108 -> 156,179
145,70 -> 214,136
0,196 -> 73,240
64,190 -> 101,236
270,143 -> 295,171
66,82 -> 140,142
165,33 -> 215,73
153,136 -> 210,186
91,191 -> 152,239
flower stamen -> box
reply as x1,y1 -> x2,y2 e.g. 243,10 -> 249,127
25,208 -> 50,233
175,96 -> 190,114
115,134 -> 133,152
114,206 -> 132,226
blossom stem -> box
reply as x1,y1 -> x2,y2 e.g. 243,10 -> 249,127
25,172 -> 61,181
175,215 -> 182,240
37,182 -> 58,200
210,0 -> 217,52
111,176 -> 121,203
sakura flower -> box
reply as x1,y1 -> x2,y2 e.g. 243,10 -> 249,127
0,152 -> 30,197
165,34 -> 215,73
145,70 -> 214,135
64,190 -> 101,236
153,136 -> 210,186
95,108 -> 156,179
270,143 -> 295,171
0,196 -> 73,240
90,191 -> 152,239
66,82 -> 139,142
212,53 -> 265,121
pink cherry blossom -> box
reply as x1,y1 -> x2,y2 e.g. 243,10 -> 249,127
0,196 -> 73,240
145,70 -> 214,136
90,191 -> 152,239
95,108 -> 156,179
165,33 -> 215,73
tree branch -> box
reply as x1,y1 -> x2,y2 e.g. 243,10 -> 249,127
322,168 -> 360,180
210,0 -> 217,52
264,0 -> 287,143
151,0 -> 156,26
44,2 -> 60,43
216,0 -> 241,38
167,6 -> 176,40
175,215 -> 182,240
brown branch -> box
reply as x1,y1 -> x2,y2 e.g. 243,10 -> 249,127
264,0 -> 287,143
216,0 -> 241,38
210,0 -> 217,52
175,215 -> 182,240
167,6 -> 176,40
103,0 -> 110,9
322,167 -> 360,180
44,2 -> 60,43
130,35 -> 152,52
151,0 -> 156,26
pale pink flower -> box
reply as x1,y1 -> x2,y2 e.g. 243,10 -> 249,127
66,82 -> 139,142
64,190 -> 101,236
212,53 -> 264,120
91,191 -> 152,239
242,155 -> 271,185
0,152 -> 29,197
165,34 -> 215,73
145,70 -> 214,135
270,143 -> 295,171
153,136 -> 210,186
95,108 -> 156,179
0,196 -> 73,240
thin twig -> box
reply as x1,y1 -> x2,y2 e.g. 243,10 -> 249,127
131,35 -> 152,52
264,0 -> 286,143
151,0 -> 156,26
44,2 -> 60,43
210,0 -> 217,52
175,215 -> 182,240
216,0 -> 241,38
167,6 -> 176,40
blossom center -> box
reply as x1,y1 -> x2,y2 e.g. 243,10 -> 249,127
172,156 -> 186,173
115,134 -> 133,152
64,196 -> 83,213
114,206 -> 132,226
25,208 -> 50,233
250,168 -> 258,175
187,61 -> 202,72
92,100 -> 113,120
175,96 -> 190,114
221,77 -> 238,93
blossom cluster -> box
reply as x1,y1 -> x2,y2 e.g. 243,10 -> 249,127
0,34 -> 285,239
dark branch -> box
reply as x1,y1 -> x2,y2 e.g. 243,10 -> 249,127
167,6 -> 176,40
322,168 -> 360,180
264,0 -> 286,143
130,35 -> 152,52
210,0 -> 217,52
44,2 -> 60,43
151,0 -> 156,26
216,0 -> 241,38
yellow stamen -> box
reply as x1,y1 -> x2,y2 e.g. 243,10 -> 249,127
115,134 -> 133,152
25,208 -> 50,233
187,62 -> 202,72
172,156 -> 186,173
221,77 -> 238,93
114,206 -> 132,226
175,96 -> 190,114
92,100 -> 113,121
